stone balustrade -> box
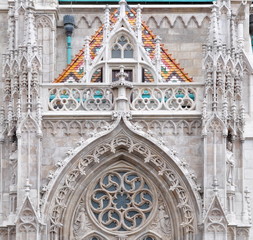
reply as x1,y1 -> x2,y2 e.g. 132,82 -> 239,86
42,83 -> 204,114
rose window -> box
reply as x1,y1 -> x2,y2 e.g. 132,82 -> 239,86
88,170 -> 155,233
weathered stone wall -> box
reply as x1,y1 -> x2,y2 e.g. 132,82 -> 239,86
0,4 -> 8,101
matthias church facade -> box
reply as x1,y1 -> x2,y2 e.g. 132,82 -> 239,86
0,0 -> 253,239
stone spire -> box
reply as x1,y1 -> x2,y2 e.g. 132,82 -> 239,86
119,0 -> 127,18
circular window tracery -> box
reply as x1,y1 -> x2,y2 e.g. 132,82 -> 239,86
88,169 -> 156,233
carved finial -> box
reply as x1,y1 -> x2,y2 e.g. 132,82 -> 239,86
155,36 -> 162,74
84,36 -> 91,80
136,4 -> 142,42
119,0 -> 127,18
240,104 -> 245,126
27,97 -> 32,113
8,102 -> 13,124
84,36 -> 90,62
222,97 -> 228,122
202,98 -> 208,120
16,98 -> 21,121
0,106 -> 5,125
25,178 -> 31,196
212,96 -> 218,112
210,3 -> 221,47
212,178 -> 219,195
231,101 -> 237,120
103,5 -> 110,41
116,65 -> 128,81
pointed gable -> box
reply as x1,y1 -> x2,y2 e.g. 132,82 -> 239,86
16,196 -> 41,232
54,3 -> 192,83
204,195 -> 228,233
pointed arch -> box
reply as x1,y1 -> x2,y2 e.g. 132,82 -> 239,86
147,16 -> 159,29
137,231 -> 162,240
17,6 -> 26,15
201,16 -> 211,28
4,64 -> 10,77
203,114 -> 227,136
77,16 -> 90,28
12,61 -> 19,75
36,15 -> 53,29
217,55 -> 225,70
42,120 -> 201,240
20,57 -> 28,72
16,114 -> 42,138
160,16 -> 172,28
82,231 -> 108,240
204,55 -> 213,70
204,196 -> 228,239
173,16 -> 186,28
187,16 -> 200,28
31,56 -> 41,72
90,16 -> 102,29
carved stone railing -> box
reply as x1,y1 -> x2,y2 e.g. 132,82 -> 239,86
130,86 -> 198,111
46,85 -> 114,111
42,83 -> 204,114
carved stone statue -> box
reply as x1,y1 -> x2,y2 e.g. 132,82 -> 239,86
75,207 -> 87,231
158,205 -> 171,235
9,141 -> 18,185
9,141 -> 17,161
226,141 -> 235,187
74,206 -> 90,238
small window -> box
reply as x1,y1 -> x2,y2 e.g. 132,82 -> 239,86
91,68 -> 103,82
111,35 -> 134,59
112,69 -> 133,82
142,68 -> 154,82
112,45 -> 121,58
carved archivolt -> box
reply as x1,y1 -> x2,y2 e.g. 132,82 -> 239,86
43,125 -> 199,239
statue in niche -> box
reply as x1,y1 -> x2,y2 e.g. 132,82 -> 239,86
158,205 -> 171,235
226,141 -> 235,187
10,140 -> 17,161
73,206 -> 91,238
9,140 -> 18,185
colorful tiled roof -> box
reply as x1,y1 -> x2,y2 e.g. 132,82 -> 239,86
54,7 -> 192,83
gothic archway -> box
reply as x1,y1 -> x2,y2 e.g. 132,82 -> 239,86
42,121 -> 201,240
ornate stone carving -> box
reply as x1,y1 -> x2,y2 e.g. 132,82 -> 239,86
45,129 -> 197,240
226,141 -> 235,188
73,199 -> 92,238
205,196 -> 227,238
36,15 -> 53,29
9,140 -> 18,186
48,87 -> 114,111
236,228 -> 249,240
130,119 -> 201,137
42,120 -> 114,138
88,168 -> 156,233
16,197 -> 42,238
129,87 -> 197,111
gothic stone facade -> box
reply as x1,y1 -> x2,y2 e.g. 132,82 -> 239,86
0,0 -> 253,239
